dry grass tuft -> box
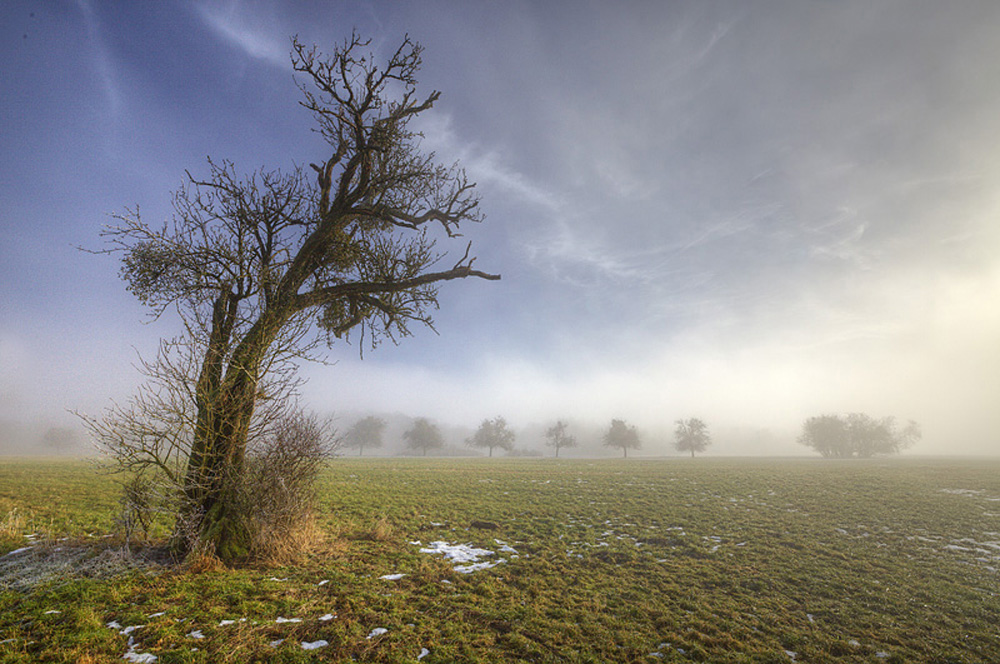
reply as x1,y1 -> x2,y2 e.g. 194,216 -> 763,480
182,547 -> 226,574
251,511 -> 325,566
363,515 -> 395,542
0,508 -> 29,541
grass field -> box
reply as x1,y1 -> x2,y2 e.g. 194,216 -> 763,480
1,457 -> 998,663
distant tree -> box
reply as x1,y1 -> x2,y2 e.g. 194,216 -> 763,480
346,415 -> 386,456
404,418 -> 444,457
603,418 -> 641,458
799,413 -> 921,458
467,416 -> 516,457
544,420 -> 577,458
42,426 -> 78,454
674,418 -> 711,458
798,414 -> 850,458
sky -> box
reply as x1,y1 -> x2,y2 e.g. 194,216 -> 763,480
2,0 -> 999,456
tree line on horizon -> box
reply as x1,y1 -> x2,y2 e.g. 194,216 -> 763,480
343,414 -> 716,458
344,412 -> 921,460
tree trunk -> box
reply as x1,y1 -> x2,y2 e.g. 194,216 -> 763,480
179,377 -> 258,563
176,309 -> 283,565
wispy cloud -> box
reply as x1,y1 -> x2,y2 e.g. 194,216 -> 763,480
195,2 -> 288,68
74,0 -> 121,115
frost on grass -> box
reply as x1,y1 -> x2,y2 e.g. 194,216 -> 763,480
0,542 -> 169,590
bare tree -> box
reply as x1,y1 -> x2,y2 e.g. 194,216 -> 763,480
544,420 -> 576,458
90,33 -> 499,564
603,418 -> 641,458
674,418 -> 711,458
467,415 -> 516,457
346,415 -> 386,456
799,413 -> 920,458
403,418 -> 444,457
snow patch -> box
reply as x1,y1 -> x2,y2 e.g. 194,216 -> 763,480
419,540 -> 509,573
419,541 -> 494,563
940,488 -> 983,496
301,640 -> 328,650
122,649 -> 157,663
455,559 -> 505,574
380,573 -> 406,580
367,627 -> 388,639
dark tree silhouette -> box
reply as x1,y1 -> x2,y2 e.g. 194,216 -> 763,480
347,415 -> 386,456
674,418 -> 711,458
603,418 -> 641,458
799,413 -> 920,458
466,416 -> 516,457
89,33 -> 499,564
544,420 -> 576,458
404,418 -> 444,457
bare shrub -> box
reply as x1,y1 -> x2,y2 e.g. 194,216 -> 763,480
238,410 -> 339,563
115,473 -> 156,552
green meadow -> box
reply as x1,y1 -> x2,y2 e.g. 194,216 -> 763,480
1,457 -> 998,663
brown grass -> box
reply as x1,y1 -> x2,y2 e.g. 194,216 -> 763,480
181,548 -> 226,574
250,511 -> 325,566
362,514 -> 395,542
0,508 -> 29,542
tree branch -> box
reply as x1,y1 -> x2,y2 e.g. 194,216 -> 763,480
292,264 -> 500,312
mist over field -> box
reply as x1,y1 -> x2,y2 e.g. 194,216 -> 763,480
2,1 -> 999,456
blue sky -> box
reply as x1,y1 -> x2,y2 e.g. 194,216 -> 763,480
2,1 -> 999,454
